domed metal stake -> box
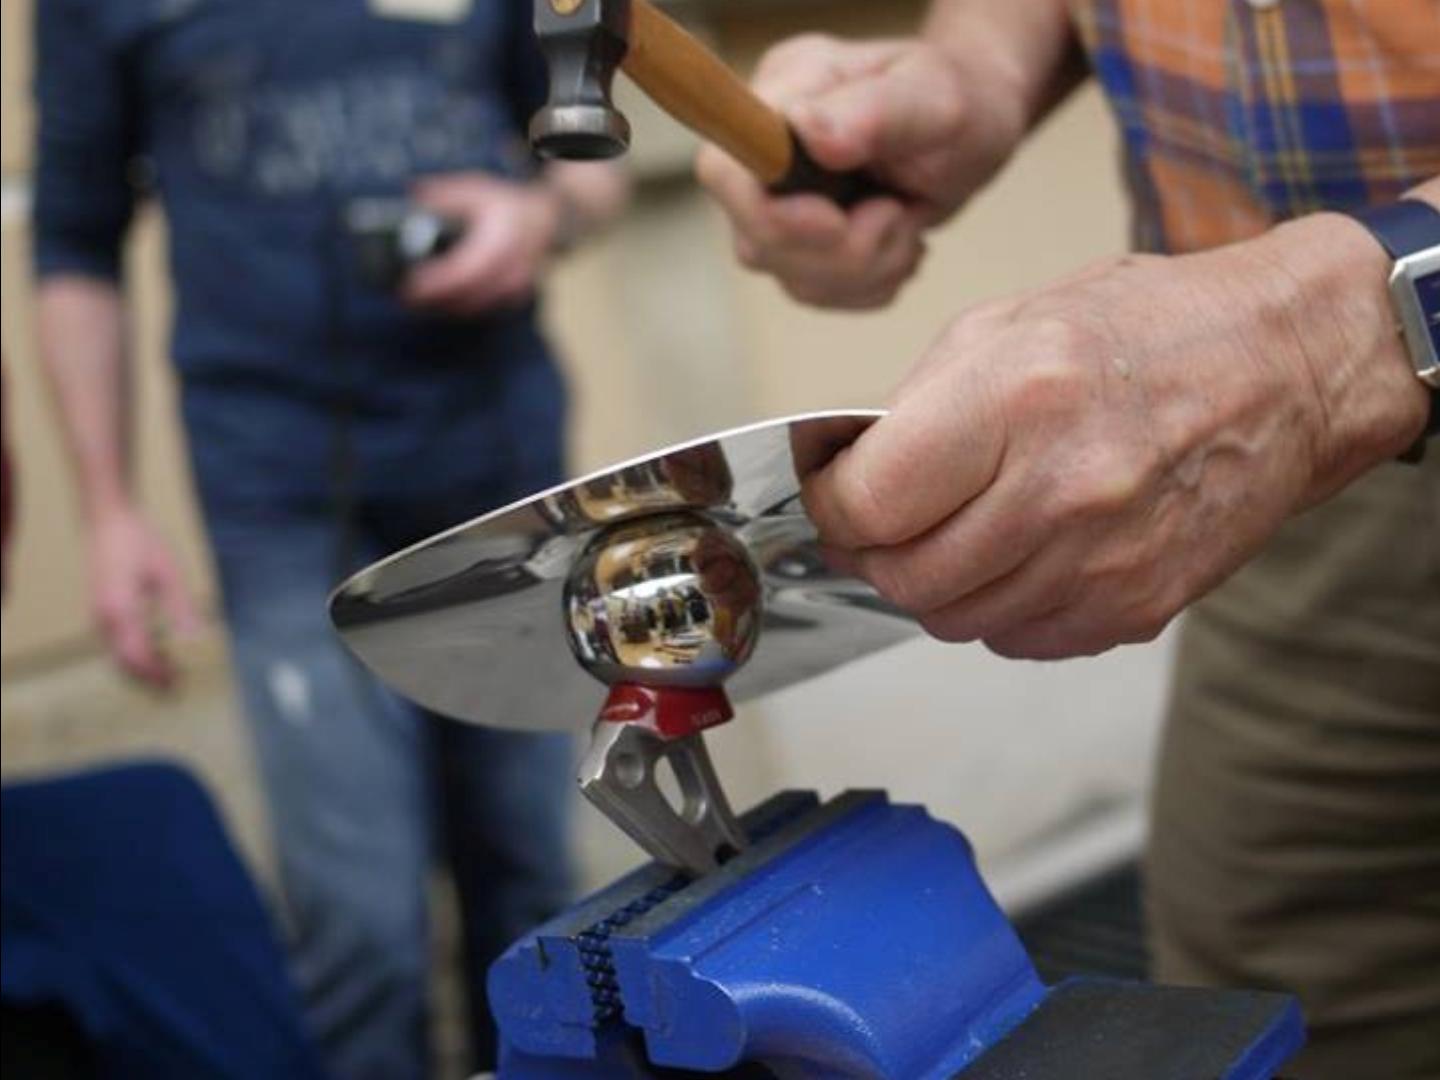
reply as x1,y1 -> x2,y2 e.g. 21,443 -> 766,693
566,512 -> 757,876
577,689 -> 746,875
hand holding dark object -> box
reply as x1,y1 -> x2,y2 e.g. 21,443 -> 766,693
345,199 -> 466,291
797,212 -> 1431,660
400,173 -> 566,316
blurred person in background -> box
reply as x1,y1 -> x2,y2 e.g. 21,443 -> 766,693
32,1 -> 626,1076
698,2 -> 1437,1078
2,367 -> 10,594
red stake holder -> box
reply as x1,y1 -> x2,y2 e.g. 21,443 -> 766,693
599,684 -> 734,740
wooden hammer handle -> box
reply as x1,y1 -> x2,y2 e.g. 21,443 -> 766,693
623,0 -> 885,206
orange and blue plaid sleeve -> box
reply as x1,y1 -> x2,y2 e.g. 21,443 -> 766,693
1071,0 -> 1440,255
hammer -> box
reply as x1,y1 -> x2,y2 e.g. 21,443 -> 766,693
530,0 -> 885,206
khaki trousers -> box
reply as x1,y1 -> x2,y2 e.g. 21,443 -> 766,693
1148,453 -> 1440,1079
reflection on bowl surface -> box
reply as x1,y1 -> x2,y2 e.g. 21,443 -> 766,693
565,512 -> 762,689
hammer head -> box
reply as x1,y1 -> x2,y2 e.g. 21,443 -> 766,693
530,0 -> 632,160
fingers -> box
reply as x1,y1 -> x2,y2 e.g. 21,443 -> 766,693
767,199 -> 923,309
98,583 -> 173,688
699,149 -> 850,254
982,599 -> 1171,660
855,496 -> 1169,659
402,222 -> 524,313
789,413 -> 878,479
696,37 -> 944,309
751,36 -> 909,105
750,37 -> 928,176
801,345 -> 1006,550
698,141 -> 923,308
900,533 -> 1075,645
89,515 -> 206,690
853,476 -> 1046,619
697,37 -> 895,225
787,46 -> 965,178
402,175 -> 542,313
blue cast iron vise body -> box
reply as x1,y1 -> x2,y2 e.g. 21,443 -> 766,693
490,791 -> 1304,1079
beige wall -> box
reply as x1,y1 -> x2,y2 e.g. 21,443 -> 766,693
2,0 -> 35,176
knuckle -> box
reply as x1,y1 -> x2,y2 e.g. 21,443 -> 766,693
1042,451 -> 1146,528
984,634 -> 1039,660
743,214 -> 784,253
782,279 -> 820,305
1032,312 -> 1106,368
863,557 -> 927,614
828,263 -> 886,303
984,607 -> 1114,661
983,623 -> 1065,659
836,473 -> 903,547
1126,582 -> 1187,642
1123,615 -> 1168,645
925,77 -> 969,137
1081,455 -> 1147,517
758,33 -> 836,78
1029,624 -> 1114,660
850,286 -> 901,311
934,308 -> 993,357
784,278 -> 840,309
734,240 -> 762,270
1076,576 -> 1176,649
874,248 -> 924,304
1073,631 -> 1122,658
829,469 -> 892,550
694,144 -> 721,183
920,611 -> 974,644
1009,352 -> 1089,413
1109,608 -> 1167,649
837,237 -> 880,277
1036,482 -> 1086,530
1075,546 -> 1137,594
898,238 -> 926,277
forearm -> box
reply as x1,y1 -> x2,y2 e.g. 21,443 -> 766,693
37,275 -> 135,523
923,0 -> 1083,135
1232,176 -> 1437,501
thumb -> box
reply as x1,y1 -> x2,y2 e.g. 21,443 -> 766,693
789,53 -> 963,174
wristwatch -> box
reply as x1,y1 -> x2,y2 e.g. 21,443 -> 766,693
1346,198 -> 1440,461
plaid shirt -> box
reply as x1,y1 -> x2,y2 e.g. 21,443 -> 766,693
1073,0 -> 1440,254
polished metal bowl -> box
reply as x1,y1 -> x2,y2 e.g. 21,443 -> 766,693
328,410 -> 918,733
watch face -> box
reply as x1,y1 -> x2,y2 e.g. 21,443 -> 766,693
1418,268 -> 1440,355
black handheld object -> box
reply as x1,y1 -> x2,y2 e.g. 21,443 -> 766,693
344,199 -> 466,290
768,134 -> 890,209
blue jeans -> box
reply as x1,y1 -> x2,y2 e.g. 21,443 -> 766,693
204,492 -> 575,1080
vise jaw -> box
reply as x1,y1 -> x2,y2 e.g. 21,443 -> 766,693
489,791 -> 1304,1078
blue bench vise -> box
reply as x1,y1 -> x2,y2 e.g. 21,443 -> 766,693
490,790 -> 1305,1078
